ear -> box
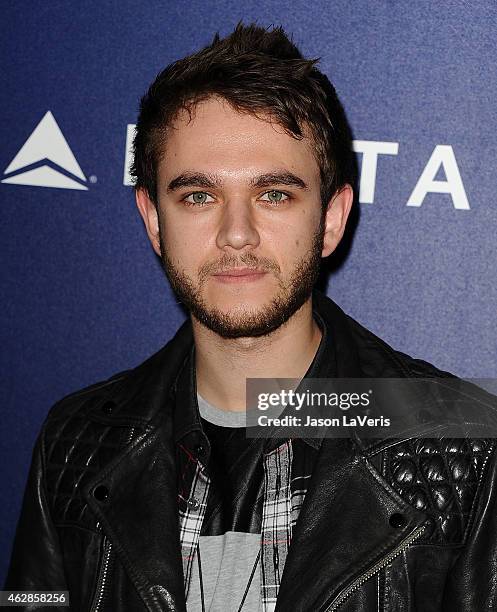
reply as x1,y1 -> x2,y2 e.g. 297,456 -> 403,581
135,188 -> 162,257
322,184 -> 354,257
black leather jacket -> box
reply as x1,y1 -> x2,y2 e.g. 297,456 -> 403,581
4,290 -> 497,611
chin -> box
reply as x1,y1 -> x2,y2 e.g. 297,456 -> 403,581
206,284 -> 274,304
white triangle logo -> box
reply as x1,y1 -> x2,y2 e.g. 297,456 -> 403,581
2,111 -> 88,190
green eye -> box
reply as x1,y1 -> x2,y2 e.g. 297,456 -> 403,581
261,190 -> 289,203
184,192 -> 214,205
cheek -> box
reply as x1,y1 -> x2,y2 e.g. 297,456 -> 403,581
275,213 -> 317,254
160,216 -> 211,272
162,208 -> 212,245
161,210 -> 191,245
160,222 -> 187,262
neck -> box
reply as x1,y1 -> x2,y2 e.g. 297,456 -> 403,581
192,295 -> 322,412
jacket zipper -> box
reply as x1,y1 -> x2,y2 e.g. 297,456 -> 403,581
89,428 -> 134,612
323,523 -> 426,612
90,535 -> 113,612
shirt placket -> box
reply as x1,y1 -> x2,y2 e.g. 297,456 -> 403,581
260,440 -> 293,612
178,454 -> 211,599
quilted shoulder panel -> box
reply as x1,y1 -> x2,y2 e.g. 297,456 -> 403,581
384,437 -> 495,544
42,391 -> 141,531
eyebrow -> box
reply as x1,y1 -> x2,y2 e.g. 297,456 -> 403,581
166,172 -> 221,192
166,171 -> 309,193
250,172 -> 308,190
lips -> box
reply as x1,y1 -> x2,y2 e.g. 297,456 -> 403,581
213,268 -> 266,277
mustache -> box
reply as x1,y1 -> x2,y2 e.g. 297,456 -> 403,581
199,254 -> 280,279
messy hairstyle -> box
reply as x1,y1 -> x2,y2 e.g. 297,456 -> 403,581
130,22 -> 355,207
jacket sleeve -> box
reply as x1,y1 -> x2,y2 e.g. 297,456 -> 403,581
441,442 -> 497,610
3,419 -> 68,593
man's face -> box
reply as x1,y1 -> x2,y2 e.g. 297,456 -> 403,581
147,97 -> 334,338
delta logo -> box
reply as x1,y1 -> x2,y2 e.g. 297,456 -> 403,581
1,111 -> 88,191
2,113 -> 471,210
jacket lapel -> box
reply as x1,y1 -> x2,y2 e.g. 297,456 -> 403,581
275,437 -> 428,611
84,421 -> 186,611
82,320 -> 195,611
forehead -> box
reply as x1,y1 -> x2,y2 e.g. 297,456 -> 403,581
158,96 -> 320,183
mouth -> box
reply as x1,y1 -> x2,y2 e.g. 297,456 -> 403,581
212,267 -> 268,283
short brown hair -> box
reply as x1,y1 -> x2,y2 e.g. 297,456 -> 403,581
130,22 -> 355,207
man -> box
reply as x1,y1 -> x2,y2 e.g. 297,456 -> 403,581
4,23 -> 497,612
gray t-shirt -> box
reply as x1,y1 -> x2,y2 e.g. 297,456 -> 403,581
185,394 -> 263,612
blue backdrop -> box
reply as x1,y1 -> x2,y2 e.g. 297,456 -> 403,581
2,0 -> 496,584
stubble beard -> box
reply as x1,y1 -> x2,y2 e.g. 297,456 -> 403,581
158,213 -> 325,339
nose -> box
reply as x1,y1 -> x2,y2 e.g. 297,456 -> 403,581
215,197 -> 260,251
